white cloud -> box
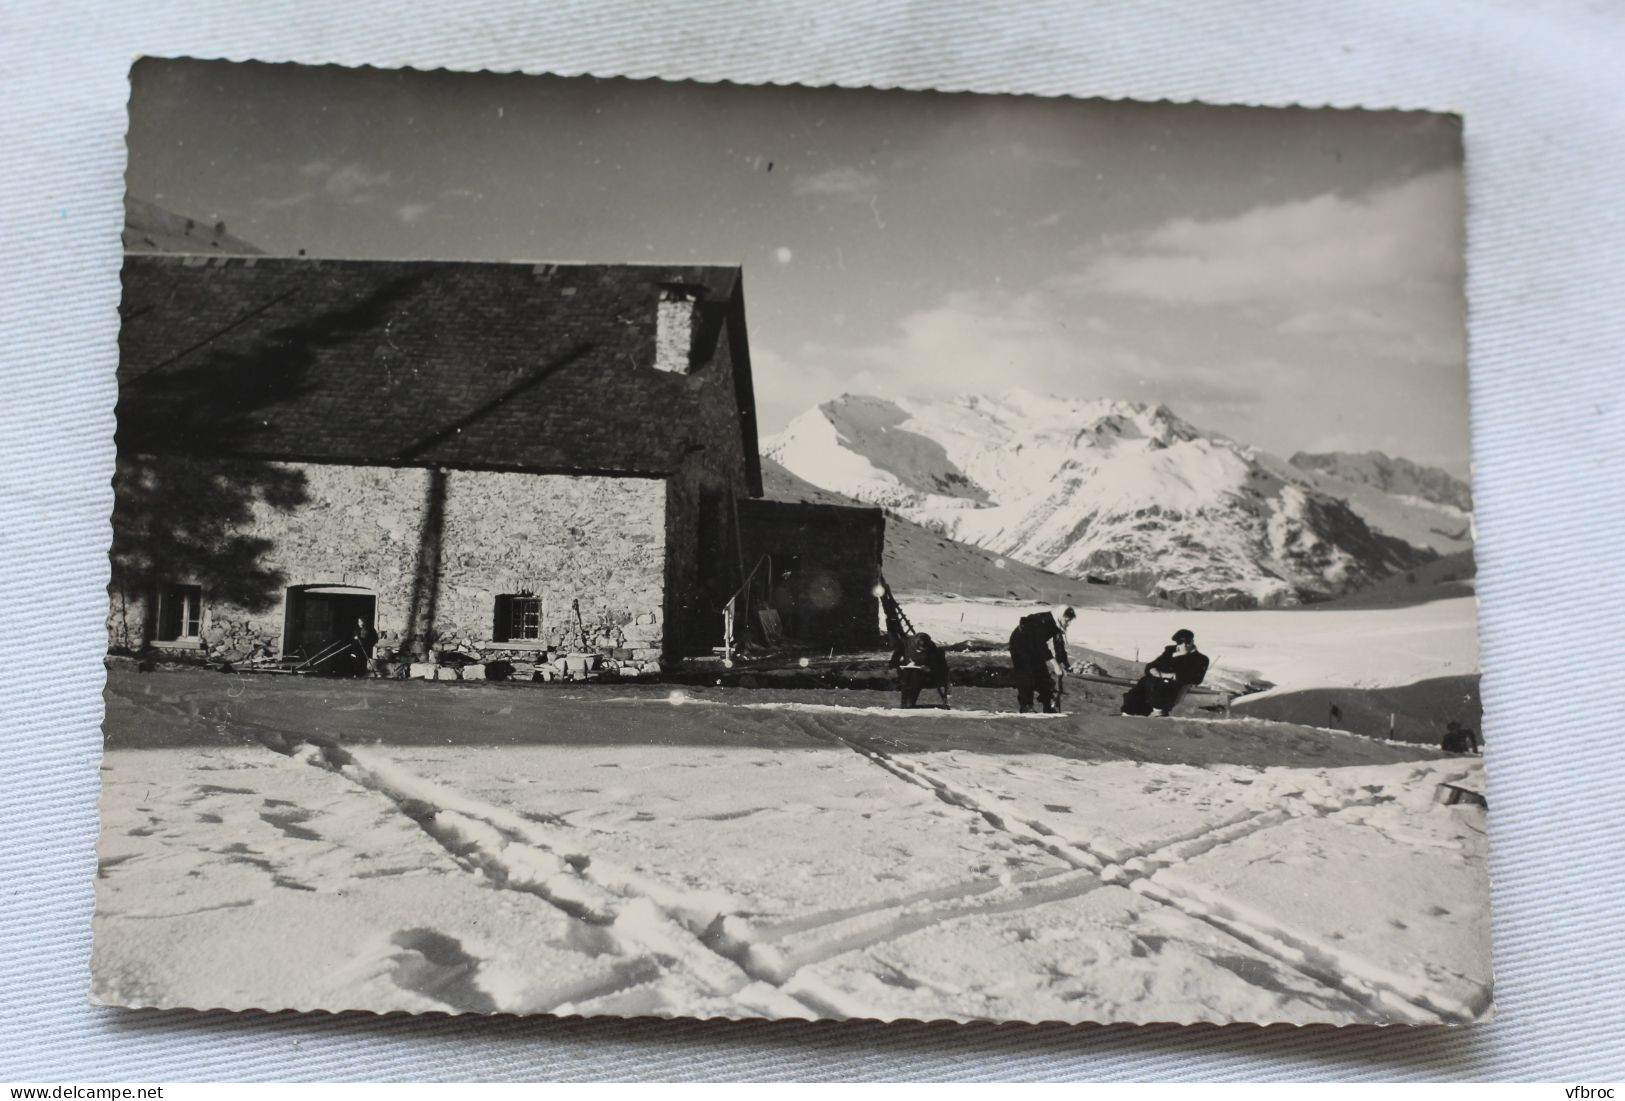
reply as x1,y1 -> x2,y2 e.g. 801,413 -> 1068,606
843,288 -> 1226,411
255,161 -> 407,213
1274,306 -> 1400,336
757,169 -> 1469,469
1066,169 -> 1465,368
1073,169 -> 1463,312
292,160 -> 395,201
254,191 -> 314,211
750,346 -> 856,434
792,166 -> 879,201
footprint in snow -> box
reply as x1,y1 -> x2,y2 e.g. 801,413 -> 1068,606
260,807 -> 323,841
1130,934 -> 1167,958
386,928 -> 498,1013
98,855 -> 134,879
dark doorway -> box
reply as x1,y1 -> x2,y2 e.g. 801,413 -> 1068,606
695,488 -> 738,649
283,586 -> 376,660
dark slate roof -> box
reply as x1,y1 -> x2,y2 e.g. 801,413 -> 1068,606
116,255 -> 762,493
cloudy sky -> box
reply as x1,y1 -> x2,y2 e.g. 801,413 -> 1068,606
127,59 -> 1468,474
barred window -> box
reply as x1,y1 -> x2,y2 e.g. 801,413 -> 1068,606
493,594 -> 544,642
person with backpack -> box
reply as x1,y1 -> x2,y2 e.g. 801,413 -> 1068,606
1008,606 -> 1075,713
1122,629 -> 1209,716
879,580 -> 950,708
892,630 -> 951,709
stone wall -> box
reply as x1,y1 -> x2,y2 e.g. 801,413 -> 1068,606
108,455 -> 669,662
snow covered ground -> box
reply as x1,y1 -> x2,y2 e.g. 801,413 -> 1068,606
902,594 -> 1480,696
93,673 -> 1491,1024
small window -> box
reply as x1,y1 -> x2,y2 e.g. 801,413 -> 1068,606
155,583 -> 203,642
493,594 -> 544,642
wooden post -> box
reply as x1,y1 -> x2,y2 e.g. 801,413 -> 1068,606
727,491 -> 747,599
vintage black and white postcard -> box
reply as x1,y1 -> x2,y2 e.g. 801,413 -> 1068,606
96,57 -> 1488,1024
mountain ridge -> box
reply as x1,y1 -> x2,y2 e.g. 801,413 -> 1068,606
124,196 -> 263,256
1290,449 -> 1473,512
766,391 -> 1468,609
761,456 -> 1159,608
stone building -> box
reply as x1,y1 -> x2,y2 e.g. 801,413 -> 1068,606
109,255 -> 884,667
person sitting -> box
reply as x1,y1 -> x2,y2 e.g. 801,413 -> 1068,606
1008,606 -> 1075,713
892,630 -> 950,709
1441,720 -> 1481,755
1122,629 -> 1210,716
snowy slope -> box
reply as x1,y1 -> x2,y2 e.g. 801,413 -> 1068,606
124,196 -> 263,255
94,670 -> 1490,1024
765,392 -> 1458,608
1278,452 -> 1472,556
761,457 -> 1157,607
902,593 -> 1481,697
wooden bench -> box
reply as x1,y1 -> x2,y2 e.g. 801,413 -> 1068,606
1063,672 -> 1231,716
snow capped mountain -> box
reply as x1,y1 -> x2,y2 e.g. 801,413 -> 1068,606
764,391 -> 1463,609
1290,450 -> 1472,512
1273,451 -> 1472,557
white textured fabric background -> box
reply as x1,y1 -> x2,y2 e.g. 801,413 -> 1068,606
2,0 -> 1622,1082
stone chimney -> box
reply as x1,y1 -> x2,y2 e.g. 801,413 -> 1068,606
654,285 -> 702,374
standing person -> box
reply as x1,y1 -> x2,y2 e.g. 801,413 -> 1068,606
892,630 -> 951,709
1441,720 -> 1481,755
1122,629 -> 1209,716
352,616 -> 379,678
1009,606 -> 1075,713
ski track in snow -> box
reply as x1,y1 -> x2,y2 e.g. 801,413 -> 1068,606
300,740 -> 835,1019
286,701 -> 1483,1022
796,713 -> 1484,1024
